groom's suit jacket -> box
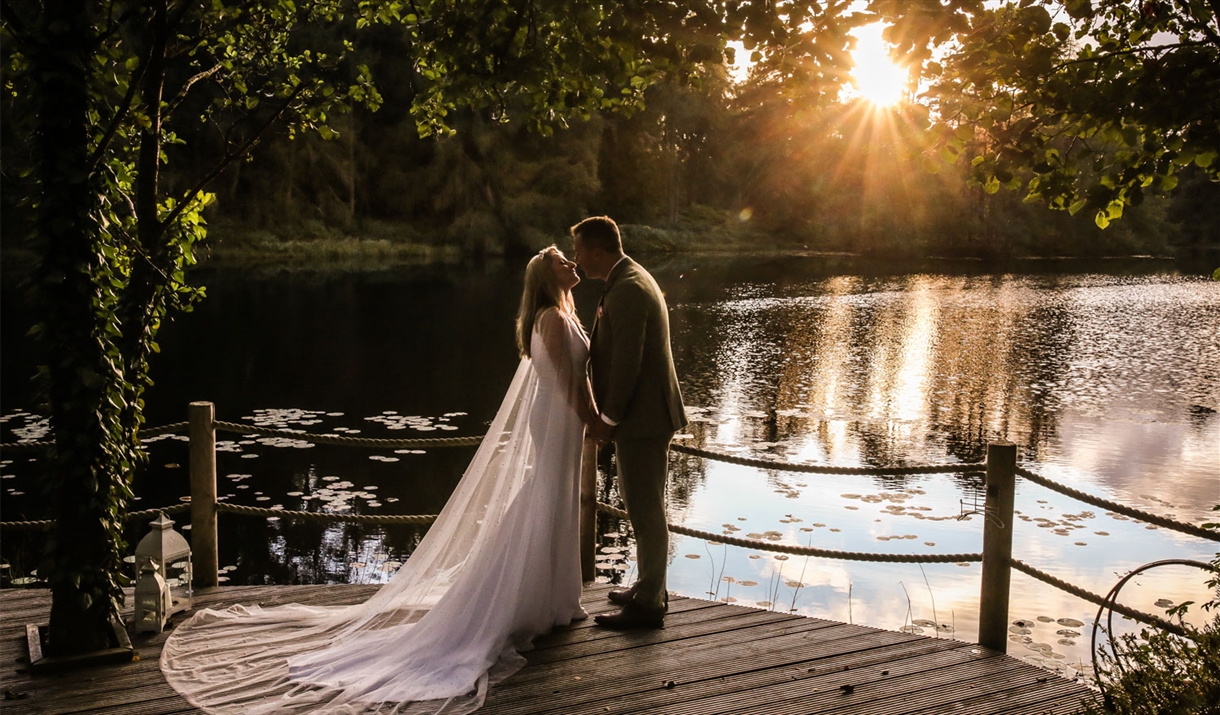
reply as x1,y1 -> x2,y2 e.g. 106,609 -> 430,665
589,257 -> 688,441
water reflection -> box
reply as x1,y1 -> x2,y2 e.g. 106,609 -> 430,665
660,261 -> 1218,671
2,256 -> 1217,674
672,268 -> 1219,509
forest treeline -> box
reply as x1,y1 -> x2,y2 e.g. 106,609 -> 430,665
5,25 -> 1218,262
174,26 -> 1220,261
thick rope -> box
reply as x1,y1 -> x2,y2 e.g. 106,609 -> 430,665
0,440 -> 53,452
1010,558 -> 1188,637
596,502 -> 982,564
128,502 -> 192,521
670,444 -> 983,476
1,501 -> 192,531
142,421 -> 188,437
1015,467 -> 1218,542
216,501 -> 439,525
212,420 -> 483,449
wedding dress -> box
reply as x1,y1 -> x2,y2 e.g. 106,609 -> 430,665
160,308 -> 590,714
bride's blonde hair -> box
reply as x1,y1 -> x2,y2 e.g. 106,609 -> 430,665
517,245 -> 578,358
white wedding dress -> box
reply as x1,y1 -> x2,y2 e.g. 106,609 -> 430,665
160,308 -> 590,714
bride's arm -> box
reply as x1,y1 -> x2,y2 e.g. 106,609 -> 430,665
537,308 -> 599,429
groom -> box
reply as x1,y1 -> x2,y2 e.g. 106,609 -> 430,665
571,216 -> 688,630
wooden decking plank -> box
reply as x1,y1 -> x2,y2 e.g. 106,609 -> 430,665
824,665 -> 1083,715
0,589 -> 45,611
494,611 -> 840,692
1,651 -> 171,708
486,622 -> 871,713
527,598 -> 735,656
912,676 -> 1094,715
0,587 -> 689,709
526,606 -> 808,664
499,631 -> 973,715
639,642 -> 988,715
631,648 -> 1014,715
724,656 -> 1042,715
0,584 -> 1094,715
49,693 -> 198,715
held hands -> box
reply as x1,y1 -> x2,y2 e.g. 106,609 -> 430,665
587,418 -> 614,446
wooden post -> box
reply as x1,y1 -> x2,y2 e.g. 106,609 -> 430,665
189,401 -> 219,589
579,439 -> 598,582
978,441 -> 1017,652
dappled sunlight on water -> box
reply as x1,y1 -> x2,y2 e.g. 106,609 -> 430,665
659,265 -> 1218,672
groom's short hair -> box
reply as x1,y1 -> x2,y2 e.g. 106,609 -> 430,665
570,216 -> 622,255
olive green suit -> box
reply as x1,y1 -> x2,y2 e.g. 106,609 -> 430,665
589,257 -> 687,611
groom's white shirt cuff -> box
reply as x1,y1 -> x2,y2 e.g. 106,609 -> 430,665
600,414 -> 619,426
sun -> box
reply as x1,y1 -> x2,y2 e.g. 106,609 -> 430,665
848,23 -> 907,106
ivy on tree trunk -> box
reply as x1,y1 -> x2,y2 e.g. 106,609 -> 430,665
32,0 -> 131,655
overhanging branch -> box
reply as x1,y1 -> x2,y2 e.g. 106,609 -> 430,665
165,63 -> 223,116
1052,40 -> 1213,71
159,84 -> 308,232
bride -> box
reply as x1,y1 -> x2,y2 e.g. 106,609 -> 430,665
161,246 -> 601,714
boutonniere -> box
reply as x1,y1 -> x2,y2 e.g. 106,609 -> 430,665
596,305 -> 603,320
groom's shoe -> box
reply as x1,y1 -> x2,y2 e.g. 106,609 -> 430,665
607,585 -> 637,606
594,601 -> 665,630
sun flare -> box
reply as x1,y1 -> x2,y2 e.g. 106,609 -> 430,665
849,23 -> 907,106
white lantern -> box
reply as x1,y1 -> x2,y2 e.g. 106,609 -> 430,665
134,512 -> 193,615
134,559 -> 172,633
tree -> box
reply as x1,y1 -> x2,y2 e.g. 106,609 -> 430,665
2,0 -> 394,655
876,0 -> 1220,228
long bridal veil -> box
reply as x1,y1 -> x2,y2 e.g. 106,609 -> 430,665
161,355 -> 577,715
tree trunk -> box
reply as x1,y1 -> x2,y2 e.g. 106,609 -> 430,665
35,0 -> 119,656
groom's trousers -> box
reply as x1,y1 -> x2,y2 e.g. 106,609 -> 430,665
613,434 -> 674,612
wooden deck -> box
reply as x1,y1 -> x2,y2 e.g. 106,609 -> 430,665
0,584 -> 1095,715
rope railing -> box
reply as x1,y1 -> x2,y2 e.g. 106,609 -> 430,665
1,502 -> 191,531
215,502 -> 438,525
596,502 -> 983,565
4,420 -> 1210,545
4,425 -> 1210,544
212,420 -> 483,449
0,440 -> 53,452
143,421 -> 188,438
1015,467 -> 1218,542
1010,558 -> 1189,638
670,444 -> 983,476
0,421 -> 1208,543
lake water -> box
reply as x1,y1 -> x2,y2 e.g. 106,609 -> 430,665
3,254 -> 1218,678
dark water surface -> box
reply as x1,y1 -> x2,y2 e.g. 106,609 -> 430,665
3,254 -> 1218,675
